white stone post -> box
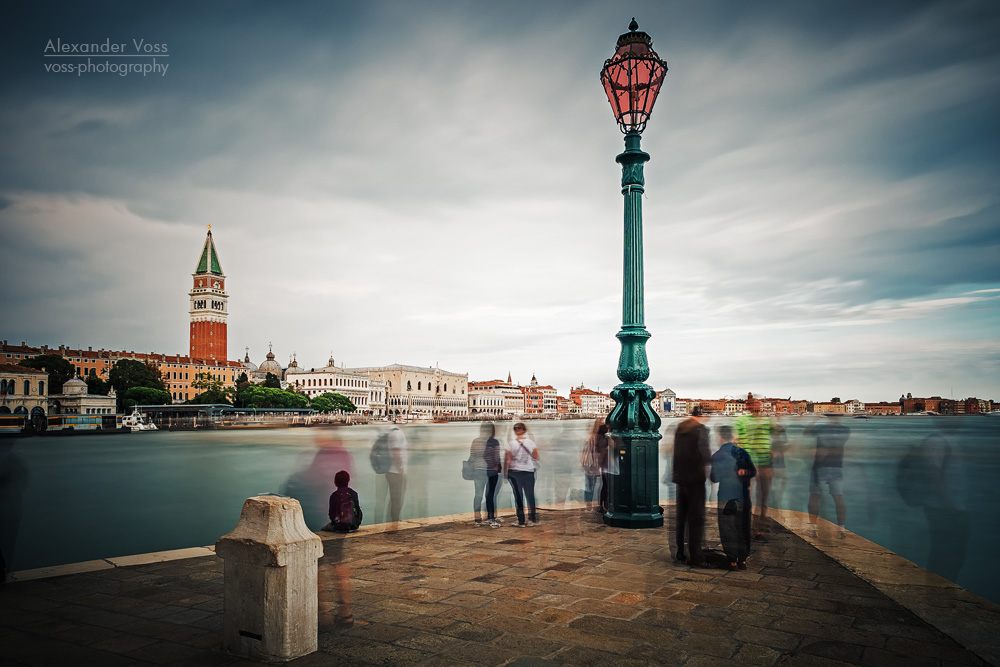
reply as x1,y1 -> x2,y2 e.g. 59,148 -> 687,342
216,495 -> 324,663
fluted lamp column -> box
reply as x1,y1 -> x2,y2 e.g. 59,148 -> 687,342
600,18 -> 668,528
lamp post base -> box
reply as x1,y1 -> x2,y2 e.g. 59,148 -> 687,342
604,509 -> 663,529
603,423 -> 663,529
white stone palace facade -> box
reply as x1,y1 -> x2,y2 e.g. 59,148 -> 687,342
284,356 -> 386,417
354,364 -> 469,418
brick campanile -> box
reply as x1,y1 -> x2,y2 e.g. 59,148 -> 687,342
189,226 -> 228,362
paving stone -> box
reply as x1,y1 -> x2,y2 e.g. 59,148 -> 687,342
0,508 -> 993,667
885,636 -> 982,664
675,632 -> 738,659
861,645 -> 939,667
440,640 -> 512,666
534,607 -> 581,624
732,643 -> 782,665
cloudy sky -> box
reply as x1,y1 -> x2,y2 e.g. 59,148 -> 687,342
1,1 -> 998,403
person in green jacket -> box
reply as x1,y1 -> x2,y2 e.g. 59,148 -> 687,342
735,406 -> 775,539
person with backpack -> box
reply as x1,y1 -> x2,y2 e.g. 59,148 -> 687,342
710,425 -> 756,570
372,425 -> 408,524
319,469 -> 361,628
505,422 -> 539,527
469,423 -> 500,526
324,470 -> 362,533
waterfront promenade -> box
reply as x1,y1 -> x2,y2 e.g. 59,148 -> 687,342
2,505 -> 997,666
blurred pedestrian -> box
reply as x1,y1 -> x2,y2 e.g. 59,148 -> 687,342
469,423 -> 498,526
373,425 -> 407,524
673,406 -> 711,567
735,407 -> 776,539
582,421 -> 610,512
505,422 -> 539,527
922,418 -> 969,581
483,424 -> 504,528
710,425 -> 756,569
805,414 -> 850,538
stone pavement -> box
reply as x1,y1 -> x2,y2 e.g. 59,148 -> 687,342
1,505 -> 997,666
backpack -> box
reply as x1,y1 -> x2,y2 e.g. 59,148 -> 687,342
330,488 -> 359,532
370,431 -> 392,474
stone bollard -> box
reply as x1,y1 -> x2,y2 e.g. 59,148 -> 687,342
216,495 -> 324,663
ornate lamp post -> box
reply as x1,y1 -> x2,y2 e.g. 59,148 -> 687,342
600,18 -> 668,528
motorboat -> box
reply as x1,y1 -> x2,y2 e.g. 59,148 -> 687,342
123,408 -> 158,431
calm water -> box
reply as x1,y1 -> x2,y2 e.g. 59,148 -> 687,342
1,417 -> 997,604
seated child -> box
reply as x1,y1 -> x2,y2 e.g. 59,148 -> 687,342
322,470 -> 362,533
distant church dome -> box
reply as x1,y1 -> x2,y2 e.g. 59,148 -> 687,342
285,354 -> 305,375
62,377 -> 87,395
257,345 -> 284,379
242,349 -> 258,373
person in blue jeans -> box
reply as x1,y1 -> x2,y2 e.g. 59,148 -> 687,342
710,425 -> 756,570
505,422 -> 539,527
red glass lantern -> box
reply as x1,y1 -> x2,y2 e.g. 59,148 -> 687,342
600,18 -> 668,134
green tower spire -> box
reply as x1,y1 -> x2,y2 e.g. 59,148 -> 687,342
195,226 -> 224,275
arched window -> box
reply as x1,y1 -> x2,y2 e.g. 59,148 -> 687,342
24,380 -> 30,395
444,383 -> 447,392
38,380 -> 44,395
417,381 -> 421,390
407,381 -> 412,391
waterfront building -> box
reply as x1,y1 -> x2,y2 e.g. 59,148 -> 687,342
354,364 -> 468,419
810,401 -> 849,414
0,363 -> 48,418
725,398 -> 746,415
469,386 -> 505,417
189,227 -> 229,363
845,399 -> 865,414
654,388 -> 676,415
569,384 -> 613,417
0,342 -> 242,404
901,396 -> 958,414
49,377 -> 116,415
284,356 -> 375,414
368,379 -> 387,418
864,402 -> 902,415
469,379 -> 524,417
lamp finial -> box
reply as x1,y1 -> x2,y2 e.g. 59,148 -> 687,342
629,18 -> 638,31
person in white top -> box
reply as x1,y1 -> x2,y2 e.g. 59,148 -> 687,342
504,422 -> 539,527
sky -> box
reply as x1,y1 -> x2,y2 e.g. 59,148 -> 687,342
1,0 -> 998,403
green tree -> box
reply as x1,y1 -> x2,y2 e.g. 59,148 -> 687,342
236,385 -> 308,410
109,359 -> 165,393
122,386 -> 171,412
85,368 -> 108,396
236,372 -> 249,385
316,392 -> 356,413
108,359 -> 166,411
19,355 -> 74,394
262,373 -> 281,389
310,396 -> 333,413
831,397 -> 841,404
185,372 -> 232,405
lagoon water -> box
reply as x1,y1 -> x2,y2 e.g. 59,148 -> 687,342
2,417 -> 997,605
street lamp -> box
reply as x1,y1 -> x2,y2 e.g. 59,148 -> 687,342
600,18 -> 668,528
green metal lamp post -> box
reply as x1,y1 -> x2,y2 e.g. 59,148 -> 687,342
600,18 -> 668,528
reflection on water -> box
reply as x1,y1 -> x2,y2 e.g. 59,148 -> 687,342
2,417 -> 997,604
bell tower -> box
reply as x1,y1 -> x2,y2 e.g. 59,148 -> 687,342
189,226 -> 228,362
